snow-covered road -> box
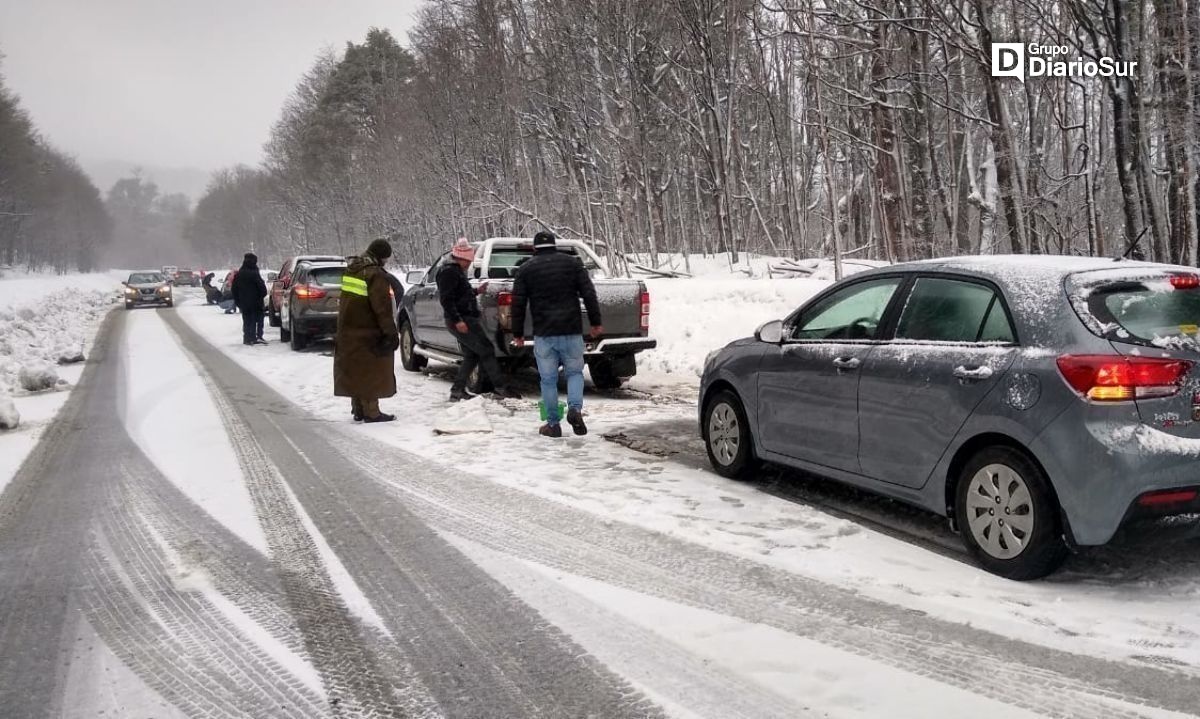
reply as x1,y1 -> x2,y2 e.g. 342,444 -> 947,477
0,290 -> 1197,718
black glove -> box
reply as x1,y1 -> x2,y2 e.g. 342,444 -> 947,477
372,334 -> 400,356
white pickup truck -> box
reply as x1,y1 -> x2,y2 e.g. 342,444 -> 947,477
397,238 -> 657,391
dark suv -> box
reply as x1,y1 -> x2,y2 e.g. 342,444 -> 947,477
279,260 -> 346,350
270,254 -> 344,327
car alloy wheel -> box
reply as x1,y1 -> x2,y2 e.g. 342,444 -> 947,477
964,463 -> 1034,560
703,389 -> 755,479
708,402 -> 741,467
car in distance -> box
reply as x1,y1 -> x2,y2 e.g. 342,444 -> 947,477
123,271 -> 174,309
270,255 -> 344,327
279,260 -> 346,350
173,267 -> 197,286
700,255 -> 1200,580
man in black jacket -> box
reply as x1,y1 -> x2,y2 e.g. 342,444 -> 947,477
512,231 -> 602,437
437,238 -> 521,402
231,252 -> 268,345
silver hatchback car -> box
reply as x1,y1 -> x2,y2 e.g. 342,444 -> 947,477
700,256 -> 1200,579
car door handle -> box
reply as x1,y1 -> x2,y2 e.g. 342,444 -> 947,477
832,357 -> 862,371
953,365 -> 994,381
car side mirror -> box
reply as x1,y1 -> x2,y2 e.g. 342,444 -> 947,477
405,270 -> 425,285
755,319 -> 784,344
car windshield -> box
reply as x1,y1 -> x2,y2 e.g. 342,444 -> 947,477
307,266 -> 346,287
487,246 -> 602,278
128,273 -> 165,284
1085,277 -> 1200,349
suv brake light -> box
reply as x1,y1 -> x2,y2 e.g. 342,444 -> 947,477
1056,355 -> 1192,401
294,284 -> 327,300
1170,274 -> 1200,290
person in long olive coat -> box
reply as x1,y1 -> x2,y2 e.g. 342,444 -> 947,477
334,238 -> 399,422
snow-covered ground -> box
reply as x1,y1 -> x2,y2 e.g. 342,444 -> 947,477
0,271 -> 119,492
173,285 -> 1200,680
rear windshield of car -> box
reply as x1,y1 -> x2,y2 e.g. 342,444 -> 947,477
307,267 -> 346,287
1079,276 -> 1200,348
487,246 -> 601,278
129,273 -> 165,284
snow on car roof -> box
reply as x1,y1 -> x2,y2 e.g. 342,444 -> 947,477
903,254 -> 1164,275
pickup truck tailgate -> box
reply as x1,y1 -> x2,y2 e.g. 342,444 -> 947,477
587,280 -> 646,335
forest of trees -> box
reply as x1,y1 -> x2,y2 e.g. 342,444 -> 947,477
187,0 -> 1200,273
0,57 -> 111,273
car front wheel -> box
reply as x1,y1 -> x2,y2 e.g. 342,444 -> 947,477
956,446 -> 1068,580
399,317 -> 426,371
703,389 -> 756,480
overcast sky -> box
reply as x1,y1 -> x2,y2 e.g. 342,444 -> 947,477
0,0 -> 422,172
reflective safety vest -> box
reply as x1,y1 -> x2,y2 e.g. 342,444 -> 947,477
341,274 -> 369,297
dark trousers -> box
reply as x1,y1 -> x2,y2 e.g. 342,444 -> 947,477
242,308 -> 264,344
451,317 -> 505,391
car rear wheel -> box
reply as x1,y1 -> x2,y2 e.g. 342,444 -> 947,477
956,447 -> 1068,580
289,316 -> 308,351
703,390 -> 756,480
467,363 -> 494,395
268,305 -> 281,327
399,318 -> 426,371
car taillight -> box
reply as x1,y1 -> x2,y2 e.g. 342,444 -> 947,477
294,284 -> 327,300
639,290 -> 650,334
497,291 -> 513,330
1138,488 -> 1199,507
1170,274 -> 1200,290
1056,355 -> 1192,401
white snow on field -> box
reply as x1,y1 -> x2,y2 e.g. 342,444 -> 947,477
175,285 -> 1200,678
639,277 -> 828,378
0,271 -> 118,493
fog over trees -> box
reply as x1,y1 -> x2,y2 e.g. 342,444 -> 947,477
0,57 -> 111,273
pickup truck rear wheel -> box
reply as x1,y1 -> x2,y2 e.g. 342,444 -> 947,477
467,364 -> 494,395
399,318 -> 426,371
587,357 -> 624,390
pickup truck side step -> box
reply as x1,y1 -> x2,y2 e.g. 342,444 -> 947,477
413,345 -> 463,365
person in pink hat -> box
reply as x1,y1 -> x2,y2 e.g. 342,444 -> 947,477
436,238 -> 522,402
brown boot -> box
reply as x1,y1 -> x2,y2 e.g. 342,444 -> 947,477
539,423 -> 562,438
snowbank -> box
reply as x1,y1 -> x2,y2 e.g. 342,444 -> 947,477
0,286 -> 114,396
639,277 -> 829,378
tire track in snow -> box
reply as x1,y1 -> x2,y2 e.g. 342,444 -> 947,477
199,364 -> 410,719
93,473 -> 327,716
166,308 -> 665,719
335,433 -> 1195,719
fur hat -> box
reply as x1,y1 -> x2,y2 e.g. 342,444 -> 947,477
451,238 -> 476,262
366,238 -> 392,260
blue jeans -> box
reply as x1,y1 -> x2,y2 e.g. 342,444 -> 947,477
533,335 -> 585,425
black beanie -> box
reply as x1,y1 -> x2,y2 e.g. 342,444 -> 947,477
533,231 -> 556,249
367,239 -> 392,260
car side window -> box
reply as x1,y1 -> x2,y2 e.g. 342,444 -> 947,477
790,277 -> 902,341
896,277 -> 1015,343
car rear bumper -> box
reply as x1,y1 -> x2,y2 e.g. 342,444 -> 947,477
293,313 -> 338,337
1033,407 -> 1200,544
502,336 -> 657,356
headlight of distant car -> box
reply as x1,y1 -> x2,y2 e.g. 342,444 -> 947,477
157,285 -> 171,295
124,287 -> 136,296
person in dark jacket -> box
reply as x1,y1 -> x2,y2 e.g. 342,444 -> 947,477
230,253 -> 268,345
202,272 -> 221,305
437,238 -> 521,402
512,231 -> 602,437
334,239 -> 399,422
